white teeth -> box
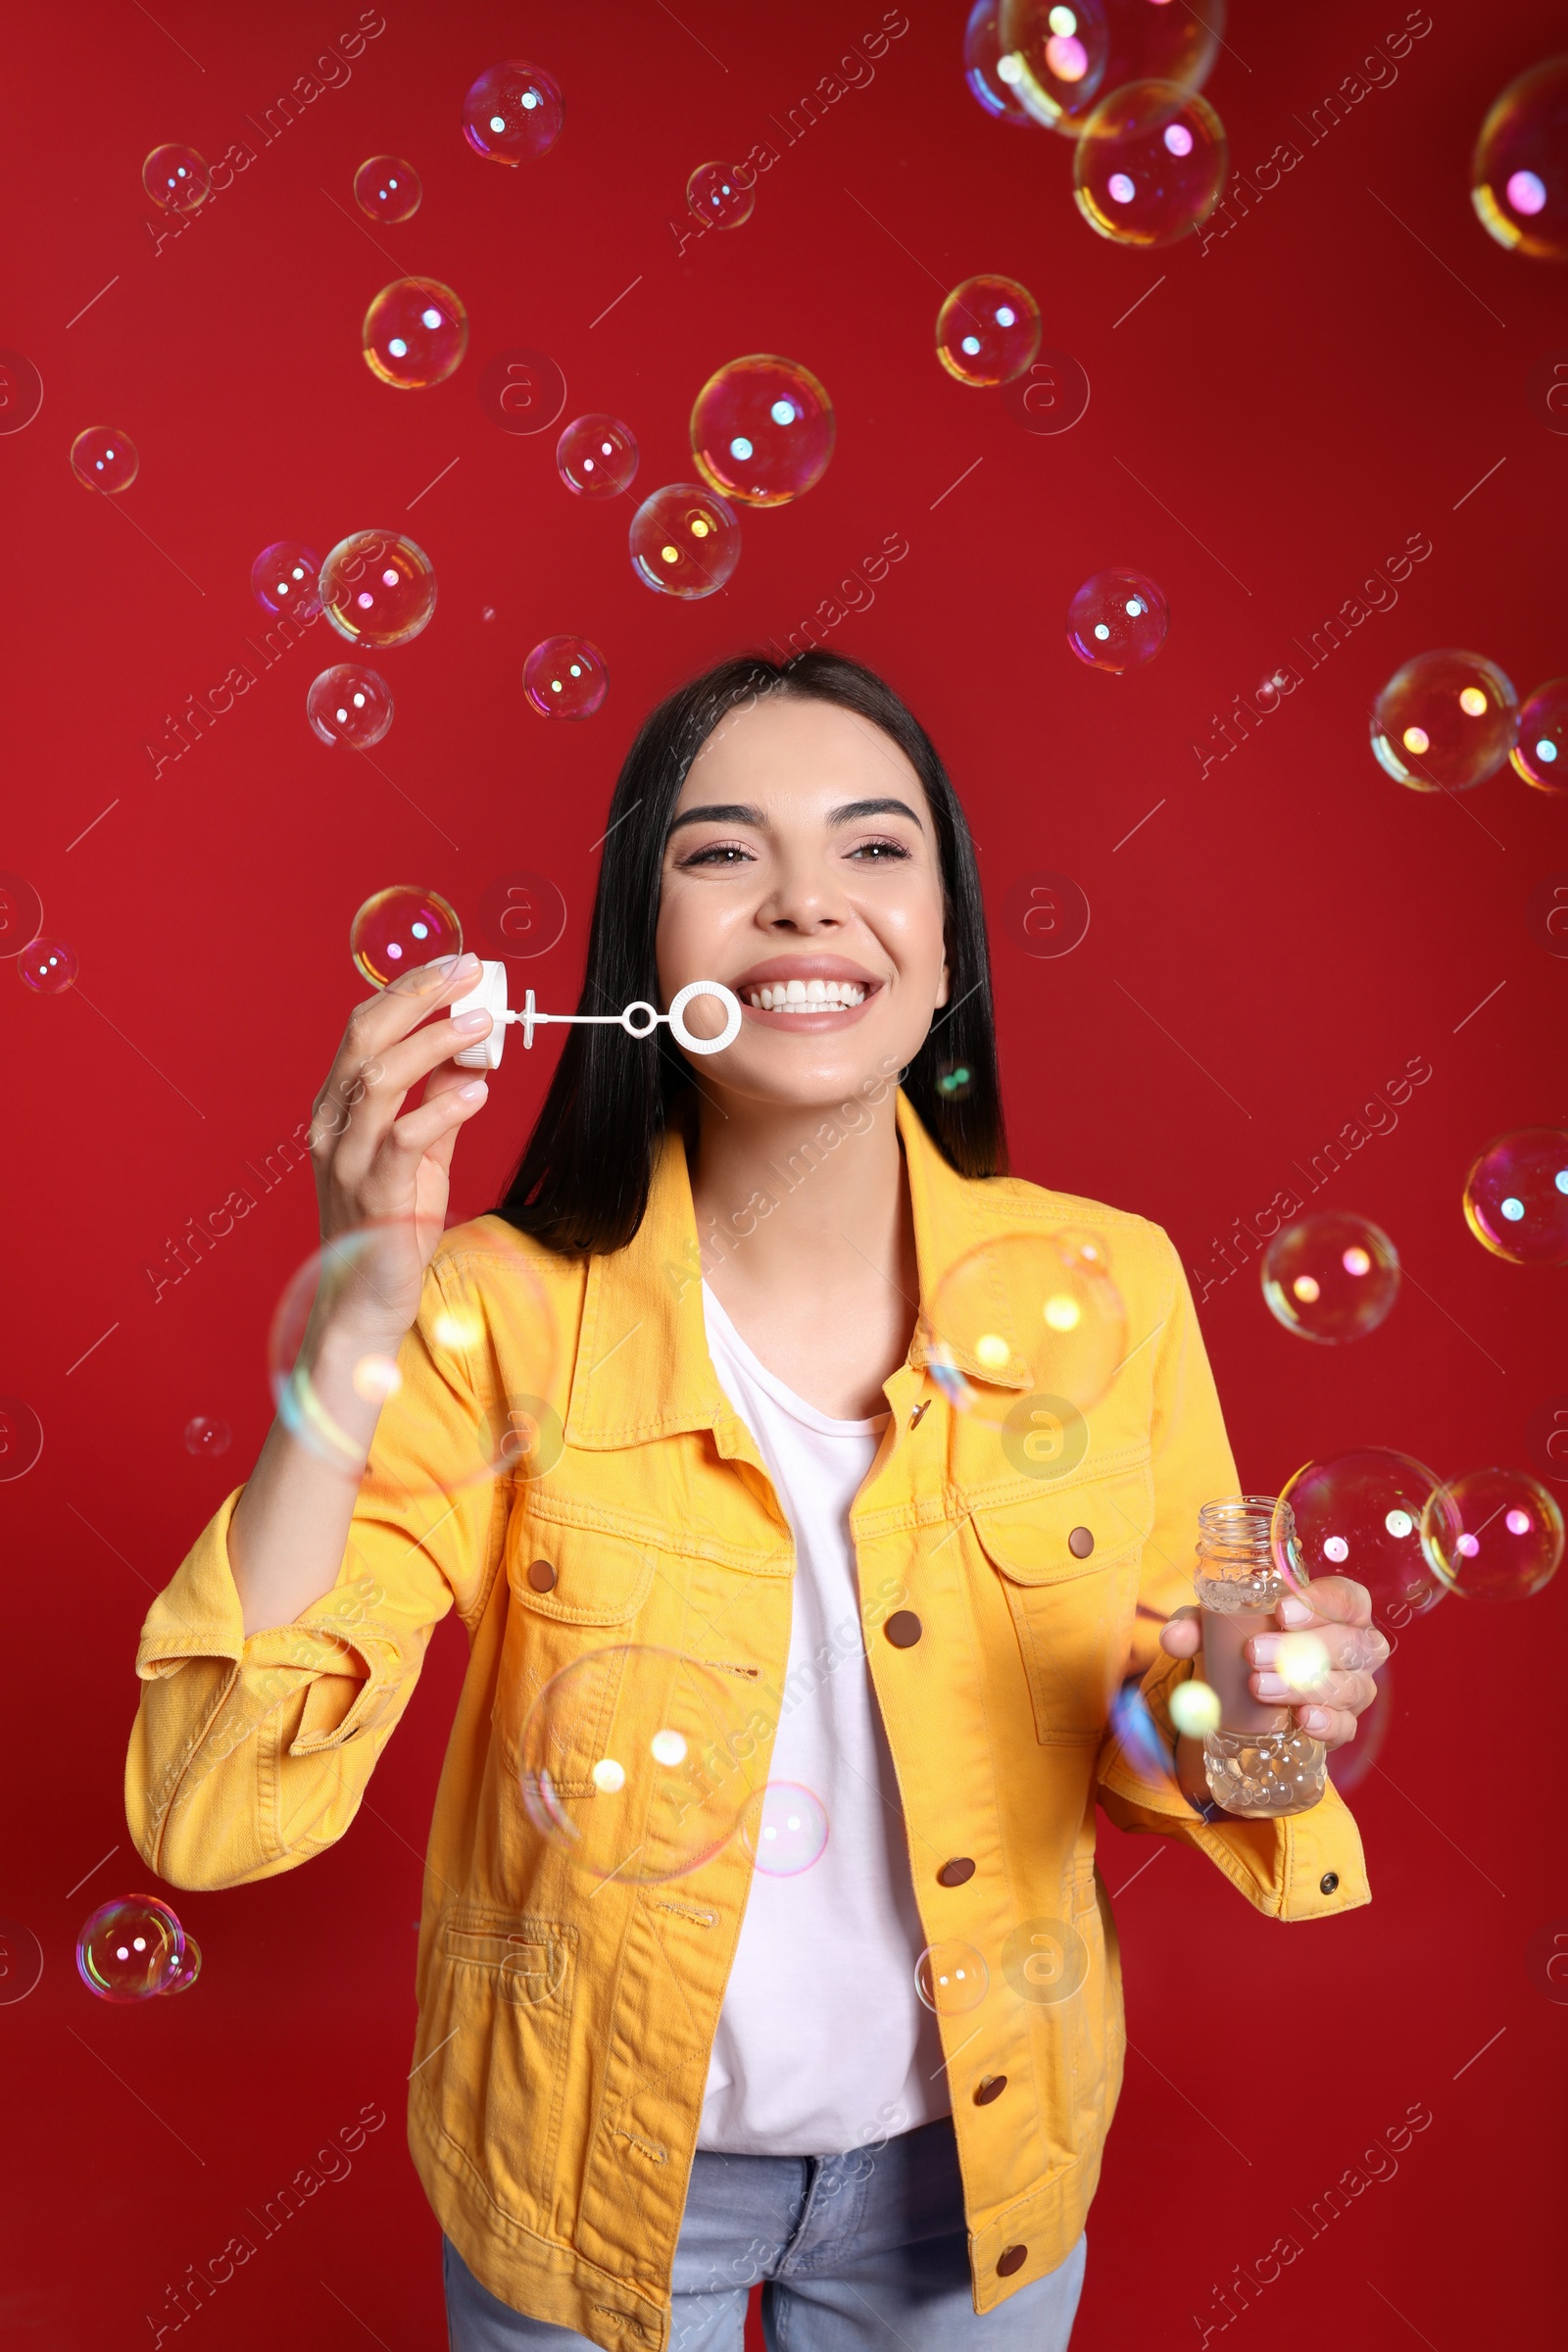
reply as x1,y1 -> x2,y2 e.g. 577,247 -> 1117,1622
785,979 -> 807,1003
805,978 -> 826,1002
743,980 -> 869,1010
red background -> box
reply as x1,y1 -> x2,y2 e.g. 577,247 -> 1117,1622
1,2 -> 1563,2344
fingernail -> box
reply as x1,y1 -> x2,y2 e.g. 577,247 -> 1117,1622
1302,1707 -> 1330,1734
453,1009 -> 491,1031
1254,1672 -> 1288,1697
1278,1595 -> 1313,1626
1250,1635 -> 1280,1665
452,953 -> 480,977
459,1080 -> 488,1101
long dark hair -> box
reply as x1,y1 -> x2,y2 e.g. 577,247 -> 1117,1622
497,650 -> 1006,1256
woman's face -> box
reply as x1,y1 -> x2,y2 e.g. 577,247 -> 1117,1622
655,690 -> 951,1111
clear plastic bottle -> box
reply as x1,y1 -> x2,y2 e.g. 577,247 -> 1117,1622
1194,1495 -> 1326,1819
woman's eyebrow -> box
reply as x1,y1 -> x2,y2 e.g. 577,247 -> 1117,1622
667,794 -> 924,837
827,796 -> 923,828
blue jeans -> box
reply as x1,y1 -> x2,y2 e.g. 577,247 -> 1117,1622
443,2115 -> 1086,2350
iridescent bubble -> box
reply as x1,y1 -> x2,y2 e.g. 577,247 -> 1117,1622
1423,1466 -> 1564,1600
1327,1660 -> 1391,1794
963,0 -> 1036,123
935,1059 -> 975,1101
1066,567 -> 1168,671
915,1941 -> 990,2015
1370,650 -> 1518,792
1510,677 -> 1568,793
998,0 -> 1110,131
923,1228 -> 1126,1420
741,1782 -> 829,1876
319,531 -> 437,649
251,540 -> 321,619
463,61 -> 564,166
183,1414 -> 232,1458
1168,1677 -> 1221,1738
70,427 -> 138,494
18,940 -> 76,995
307,664 -> 394,749
354,155 -> 421,222
163,1936 -> 203,1995
1260,1213 -> 1400,1344
935,274 -> 1042,387
629,483 -> 741,599
556,414 -> 639,499
75,1895 -> 185,2003
362,277 -> 468,390
1276,1449 -> 1450,1623
690,355 -> 834,508
1471,58 -> 1568,262
1074,79 -> 1228,244
349,886 -> 462,985
1107,1678 -> 1175,1786
687,161 -> 755,228
142,143 -> 210,214
1463,1128 -> 1568,1266
522,636 -> 609,720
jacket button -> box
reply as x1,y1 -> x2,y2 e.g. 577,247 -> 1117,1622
1068,1526 -> 1095,1558
974,2074 -> 1006,2106
937,1857 -> 975,1887
884,1609 -> 923,1649
1320,1871 -> 1339,1894
908,1399 -> 931,1430
526,1559 -> 558,1592
997,2245 -> 1028,2277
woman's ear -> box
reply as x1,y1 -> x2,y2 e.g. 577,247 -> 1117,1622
935,951 -> 951,1009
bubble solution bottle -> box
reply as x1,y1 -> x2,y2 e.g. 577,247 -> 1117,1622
1194,1495 -> 1326,1819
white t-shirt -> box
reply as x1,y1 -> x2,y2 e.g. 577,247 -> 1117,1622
697,1281 -> 949,2156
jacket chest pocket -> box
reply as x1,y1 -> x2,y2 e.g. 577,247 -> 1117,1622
970,1465 -> 1152,1745
493,1518 -> 660,1772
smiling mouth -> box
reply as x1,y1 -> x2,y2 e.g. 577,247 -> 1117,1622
742,979 -> 870,1012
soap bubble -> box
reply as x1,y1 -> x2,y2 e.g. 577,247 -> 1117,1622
1327,1660 -> 1391,1793
354,155 -> 421,222
963,0 -> 1036,123
1074,79 -> 1228,244
183,1414 -> 231,1458
70,427 -> 138,494
629,483 -> 741,598
463,61 -> 564,166
923,1229 -> 1127,1420
1107,1678 -> 1174,1786
320,531 -> 437,649
142,143 -> 210,213
362,278 -> 467,390
742,1782 -> 829,1876
1261,1213 -> 1399,1344
350,886 -> 462,985
1510,677 -> 1568,792
690,355 -> 834,507
915,1941 -> 990,2015
522,636 -> 609,720
18,940 -> 76,995
1066,568 -> 1168,671
1276,1449 -> 1451,1624
936,1059 -> 975,1101
1370,650 -> 1519,792
163,1936 -> 203,1994
0,873 -> 43,958
1471,59 -> 1568,262
998,0 -> 1110,131
1463,1128 -> 1568,1265
557,413 -> 639,499
251,540 -> 321,618
687,161 -> 755,228
1423,1466 -> 1564,1600
76,1895 -> 185,2002
519,1645 -> 762,1884
1168,1677 -> 1221,1738
936,274 -> 1042,386
308,664 -> 394,750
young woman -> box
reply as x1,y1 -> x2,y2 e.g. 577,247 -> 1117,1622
127,652 -> 1385,2352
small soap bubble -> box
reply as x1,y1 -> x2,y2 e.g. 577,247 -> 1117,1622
1260,1213 -> 1399,1344
915,1941 -> 990,2015
963,0 -> 1037,123
251,540 -> 321,619
18,940 -> 76,995
1074,78 -> 1228,244
1277,1449 -> 1450,1623
1472,59 -> 1568,262
362,278 -> 468,390
354,155 -> 421,222
687,161 -> 755,228
463,61 -> 564,166
998,0 -> 1110,131
690,356 -> 835,508
1510,677 -> 1568,793
70,427 -> 138,494
522,636 -> 609,720
319,531 -> 437,649
142,143 -> 210,214
163,1936 -> 203,1994
936,1059 -> 974,1100
924,1229 -> 1126,1421
183,1415 -> 231,1458
1424,1466 -> 1564,1600
349,887 -> 462,986
1066,567 -> 1168,670
1370,650 -> 1518,792
1168,1677 -> 1221,1738
308,664 -> 394,750
1108,1678 -> 1175,1785
742,1782 -> 829,1876
557,414 -> 639,499
1463,1128 -> 1568,1265
76,1895 -> 185,2002
936,274 -> 1042,387
629,483 -> 741,599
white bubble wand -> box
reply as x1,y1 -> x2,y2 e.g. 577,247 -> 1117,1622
448,960 -> 742,1070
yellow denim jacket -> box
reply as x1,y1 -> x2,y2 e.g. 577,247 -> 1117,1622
126,1092 -> 1368,2348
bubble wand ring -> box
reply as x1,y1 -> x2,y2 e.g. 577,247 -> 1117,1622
448,961 -> 742,1069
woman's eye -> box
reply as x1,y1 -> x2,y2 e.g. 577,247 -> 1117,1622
680,842 -> 754,867
849,838 -> 911,861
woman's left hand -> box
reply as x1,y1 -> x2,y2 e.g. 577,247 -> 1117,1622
1160,1574 -> 1390,1748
